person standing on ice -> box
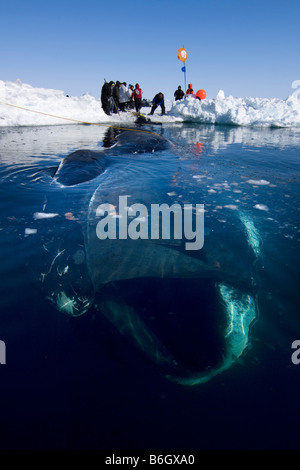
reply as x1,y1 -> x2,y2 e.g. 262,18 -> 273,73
119,82 -> 131,111
186,84 -> 193,95
149,92 -> 165,116
128,85 -> 135,110
101,80 -> 114,116
112,81 -> 121,113
133,83 -> 143,113
174,85 -> 184,101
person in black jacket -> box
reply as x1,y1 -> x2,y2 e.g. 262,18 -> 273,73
112,81 -> 120,113
101,80 -> 114,115
150,92 -> 165,115
174,85 -> 184,101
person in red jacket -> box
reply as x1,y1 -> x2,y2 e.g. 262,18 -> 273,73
186,83 -> 194,95
133,83 -> 143,113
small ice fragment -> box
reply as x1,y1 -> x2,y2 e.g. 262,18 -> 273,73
33,212 -> 59,220
25,228 -> 37,235
246,179 -> 270,186
254,204 -> 269,211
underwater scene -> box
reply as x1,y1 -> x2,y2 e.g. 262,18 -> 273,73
0,122 -> 299,449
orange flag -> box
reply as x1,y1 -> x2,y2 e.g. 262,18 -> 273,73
178,47 -> 187,63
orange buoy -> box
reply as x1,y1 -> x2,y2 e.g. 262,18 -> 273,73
195,89 -> 207,100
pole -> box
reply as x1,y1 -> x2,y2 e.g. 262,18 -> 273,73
183,45 -> 187,96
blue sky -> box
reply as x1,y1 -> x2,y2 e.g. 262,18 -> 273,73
1,0 -> 300,100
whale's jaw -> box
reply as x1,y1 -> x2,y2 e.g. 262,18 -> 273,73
95,276 -> 256,386
82,203 -> 259,385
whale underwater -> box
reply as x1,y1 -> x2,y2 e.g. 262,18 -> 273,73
38,124 -> 260,386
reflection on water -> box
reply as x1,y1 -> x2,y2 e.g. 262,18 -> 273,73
1,123 -> 300,165
0,123 -> 299,449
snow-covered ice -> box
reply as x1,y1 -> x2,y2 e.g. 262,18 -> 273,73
1,79 -> 300,128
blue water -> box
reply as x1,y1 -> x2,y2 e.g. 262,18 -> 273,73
0,123 -> 299,449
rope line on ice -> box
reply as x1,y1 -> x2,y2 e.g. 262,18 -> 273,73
0,101 -> 161,137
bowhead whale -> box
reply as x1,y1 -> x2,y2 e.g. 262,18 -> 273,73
39,124 -> 259,386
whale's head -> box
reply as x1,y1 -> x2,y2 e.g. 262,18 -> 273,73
52,127 -> 169,187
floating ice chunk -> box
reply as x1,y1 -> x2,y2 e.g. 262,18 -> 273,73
246,179 -> 270,186
224,205 -> 238,210
33,212 -> 59,219
25,228 -> 37,235
167,191 -> 177,196
192,175 -> 205,180
254,204 -> 269,211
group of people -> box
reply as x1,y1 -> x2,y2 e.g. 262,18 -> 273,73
101,81 -> 201,117
174,84 -> 195,100
101,80 -> 166,117
101,81 -> 143,116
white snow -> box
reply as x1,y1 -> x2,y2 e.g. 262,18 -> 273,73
170,91 -> 300,127
1,79 -> 300,128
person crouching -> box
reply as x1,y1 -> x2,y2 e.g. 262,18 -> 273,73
150,92 -> 165,115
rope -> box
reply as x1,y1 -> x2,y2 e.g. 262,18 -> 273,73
0,100 -> 161,136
